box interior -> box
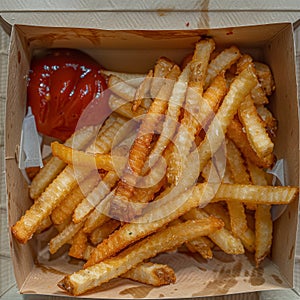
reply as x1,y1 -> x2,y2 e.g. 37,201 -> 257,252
5,23 -> 299,298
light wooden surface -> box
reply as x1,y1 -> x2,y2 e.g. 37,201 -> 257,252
0,1 -> 299,299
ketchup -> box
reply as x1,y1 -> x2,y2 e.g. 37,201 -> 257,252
27,48 -> 110,141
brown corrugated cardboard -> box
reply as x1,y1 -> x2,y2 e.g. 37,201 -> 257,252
5,22 -> 299,298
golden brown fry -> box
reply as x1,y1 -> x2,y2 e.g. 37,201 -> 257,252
255,104 -> 277,138
51,172 -> 100,225
108,75 -> 137,101
196,66 -> 257,175
238,95 -> 274,159
186,237 -> 213,260
108,95 -> 148,119
101,70 -> 145,87
204,45 -> 241,89
150,57 -> 175,98
109,64 -> 181,221
237,54 -> 268,105
12,166 -> 88,244
203,203 -> 231,230
133,69 -> 153,111
49,219 -> 85,255
184,208 -> 244,255
167,39 -> 215,185
29,125 -> 98,199
121,262 -> 176,286
213,183 -> 298,205
59,218 -> 224,296
227,118 -> 274,168
73,171 -> 119,224
85,183 -> 219,267
255,204 -> 272,266
89,219 -> 120,246
69,229 -> 88,259
254,61 -> 275,96
51,142 -> 126,172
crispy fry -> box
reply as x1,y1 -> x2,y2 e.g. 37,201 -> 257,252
122,262 -> 176,286
49,219 -> 85,254
237,54 -> 268,105
184,208 -> 244,255
59,218 -> 224,295
101,70 -> 145,87
253,61 -> 275,96
73,171 -> 119,224
196,66 -> 257,175
213,183 -> 298,205
255,204 -> 272,266
108,95 -> 148,119
203,203 -> 231,230
51,172 -> 101,225
12,166 -> 88,243
150,57 -> 175,98
238,95 -> 274,158
29,125 -> 98,199
69,229 -> 88,259
167,39 -> 215,185
186,237 -> 213,259
108,75 -> 137,101
109,64 -> 181,221
89,219 -> 120,245
204,45 -> 241,89
85,183 -> 219,267
133,69 -> 153,111
227,118 -> 274,168
255,104 -> 277,138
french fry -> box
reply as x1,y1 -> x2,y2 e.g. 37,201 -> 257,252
12,166 -> 89,244
150,57 -> 175,98
213,183 -> 298,205
49,219 -> 85,254
109,64 -> 181,221
51,172 -> 101,225
108,95 -> 148,119
167,39 -> 215,185
29,125 -> 99,199
69,229 -> 88,259
72,171 -> 119,224
58,218 -> 224,295
253,61 -> 275,96
186,237 -> 213,259
255,104 -> 277,138
203,203 -> 231,230
101,69 -> 145,87
238,95 -> 274,159
85,183 -> 220,267
204,45 -> 241,89
227,118 -> 274,168
108,75 -> 137,101
89,219 -> 120,245
184,208 -> 244,255
121,262 -> 176,286
133,69 -> 153,111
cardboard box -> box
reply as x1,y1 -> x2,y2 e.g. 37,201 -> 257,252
5,22 -> 299,298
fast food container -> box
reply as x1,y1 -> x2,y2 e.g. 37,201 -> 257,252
5,22 -> 299,298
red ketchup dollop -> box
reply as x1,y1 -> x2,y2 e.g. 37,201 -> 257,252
27,48 -> 110,141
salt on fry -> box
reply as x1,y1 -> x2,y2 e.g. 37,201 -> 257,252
58,218 -> 224,295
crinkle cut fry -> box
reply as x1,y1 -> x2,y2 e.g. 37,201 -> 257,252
29,125 -> 99,200
204,45 -> 241,90
58,218 -> 224,296
226,118 -> 274,168
109,64 -> 181,221
238,95 -> 274,159
121,262 -> 176,286
167,39 -> 215,185
11,166 -> 88,244
85,183 -> 217,267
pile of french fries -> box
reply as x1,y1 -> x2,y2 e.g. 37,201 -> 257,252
12,37 -> 299,296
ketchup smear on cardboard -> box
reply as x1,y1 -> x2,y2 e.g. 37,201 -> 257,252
27,48 -> 110,141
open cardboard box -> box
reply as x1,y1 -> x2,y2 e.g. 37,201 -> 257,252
4,21 -> 299,298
